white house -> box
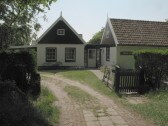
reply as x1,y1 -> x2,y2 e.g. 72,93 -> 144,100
100,18 -> 168,69
36,14 -> 86,69
10,16 -> 168,70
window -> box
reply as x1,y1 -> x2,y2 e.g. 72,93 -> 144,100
46,48 -> 57,62
89,49 -> 95,59
57,29 -> 65,35
65,48 -> 76,62
106,47 -> 110,61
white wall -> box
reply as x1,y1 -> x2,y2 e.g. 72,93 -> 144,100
101,47 -> 117,67
117,46 -> 167,69
37,44 -> 85,67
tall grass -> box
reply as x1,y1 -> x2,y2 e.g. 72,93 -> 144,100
33,87 -> 60,125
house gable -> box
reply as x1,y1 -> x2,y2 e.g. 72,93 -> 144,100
38,16 -> 85,44
101,18 -> 117,46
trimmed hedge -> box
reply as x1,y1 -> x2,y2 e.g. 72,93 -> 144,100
134,49 -> 168,90
0,50 -> 40,96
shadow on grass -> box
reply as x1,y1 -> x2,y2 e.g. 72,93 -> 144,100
0,81 -> 57,126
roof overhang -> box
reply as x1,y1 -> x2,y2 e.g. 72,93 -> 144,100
117,44 -> 168,47
85,44 -> 115,49
10,45 -> 36,49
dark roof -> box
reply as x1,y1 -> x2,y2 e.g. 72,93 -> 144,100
110,18 -> 168,46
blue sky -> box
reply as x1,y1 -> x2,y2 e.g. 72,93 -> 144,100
38,0 -> 168,42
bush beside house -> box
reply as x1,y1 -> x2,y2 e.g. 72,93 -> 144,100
0,81 -> 52,126
134,49 -> 168,91
0,51 -> 46,126
0,50 -> 40,96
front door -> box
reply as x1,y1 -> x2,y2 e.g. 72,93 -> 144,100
88,49 -> 96,67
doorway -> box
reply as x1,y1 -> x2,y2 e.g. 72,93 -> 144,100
88,49 -> 96,67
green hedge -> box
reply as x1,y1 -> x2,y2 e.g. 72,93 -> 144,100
0,50 -> 40,96
0,81 -> 50,126
134,49 -> 168,90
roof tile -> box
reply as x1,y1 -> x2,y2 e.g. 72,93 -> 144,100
110,19 -> 168,46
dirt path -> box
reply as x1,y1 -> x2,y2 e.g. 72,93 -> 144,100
42,74 -> 154,126
42,79 -> 86,126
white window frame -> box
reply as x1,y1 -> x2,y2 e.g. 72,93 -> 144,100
46,48 -> 57,62
65,48 -> 76,62
57,29 -> 65,35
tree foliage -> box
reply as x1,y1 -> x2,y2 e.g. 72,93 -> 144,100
0,0 -> 57,49
88,27 -> 104,44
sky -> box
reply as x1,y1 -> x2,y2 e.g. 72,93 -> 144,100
38,0 -> 168,42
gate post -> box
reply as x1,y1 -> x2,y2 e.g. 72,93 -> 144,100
114,65 -> 120,94
139,67 -> 145,94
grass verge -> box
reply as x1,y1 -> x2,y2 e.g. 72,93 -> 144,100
64,85 -> 106,116
33,87 -> 60,125
59,70 -> 117,98
126,91 -> 168,126
64,85 -> 96,105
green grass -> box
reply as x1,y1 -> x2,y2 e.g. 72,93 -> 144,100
33,87 -> 60,125
64,85 -> 106,116
127,91 -> 168,126
58,70 -> 117,98
64,85 -> 96,104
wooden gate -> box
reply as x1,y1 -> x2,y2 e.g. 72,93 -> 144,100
114,66 -> 145,95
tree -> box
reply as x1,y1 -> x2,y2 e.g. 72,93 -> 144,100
0,0 -> 57,49
88,27 -> 104,44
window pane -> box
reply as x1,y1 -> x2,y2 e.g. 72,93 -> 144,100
65,48 -> 76,62
57,29 -> 65,35
46,48 -> 57,62
89,50 -> 95,59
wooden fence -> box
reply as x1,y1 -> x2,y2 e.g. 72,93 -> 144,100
113,66 -> 145,95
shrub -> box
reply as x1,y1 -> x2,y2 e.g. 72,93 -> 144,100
134,49 -> 168,90
0,81 -> 51,126
30,72 -> 41,97
0,50 -> 40,96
